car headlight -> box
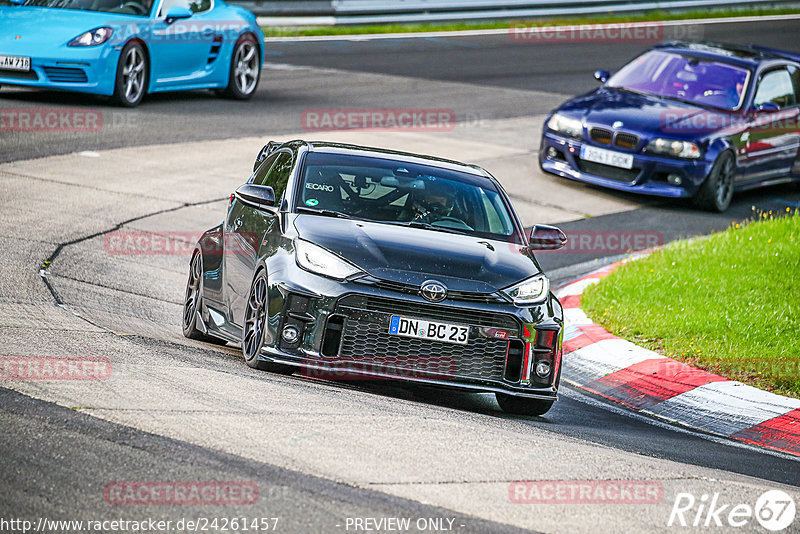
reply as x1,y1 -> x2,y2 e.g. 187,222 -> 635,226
68,27 -> 114,47
646,138 -> 701,159
503,274 -> 550,306
295,240 -> 362,281
546,113 -> 583,139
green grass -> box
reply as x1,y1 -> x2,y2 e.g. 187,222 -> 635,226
581,209 -> 800,398
261,6 -> 800,37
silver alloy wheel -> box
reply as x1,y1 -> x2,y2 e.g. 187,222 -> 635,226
716,155 -> 735,208
243,275 -> 267,362
122,46 -> 145,103
183,254 -> 201,331
233,41 -> 258,95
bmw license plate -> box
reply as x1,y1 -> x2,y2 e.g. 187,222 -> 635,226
388,315 -> 469,345
0,55 -> 31,72
581,145 -> 634,169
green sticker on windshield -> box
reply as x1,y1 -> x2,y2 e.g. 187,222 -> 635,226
305,198 -> 319,206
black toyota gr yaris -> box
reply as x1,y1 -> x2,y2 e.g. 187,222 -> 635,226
183,140 -> 567,415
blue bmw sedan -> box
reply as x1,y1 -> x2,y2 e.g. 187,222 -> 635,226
0,0 -> 265,106
540,42 -> 800,211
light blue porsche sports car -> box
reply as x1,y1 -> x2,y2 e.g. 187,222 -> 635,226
0,0 -> 265,106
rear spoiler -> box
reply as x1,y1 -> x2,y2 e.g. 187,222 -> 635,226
253,140 -> 283,172
749,45 -> 800,64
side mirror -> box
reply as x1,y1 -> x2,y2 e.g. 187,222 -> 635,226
528,225 -> 567,251
754,101 -> 780,113
235,184 -> 275,210
165,6 -> 192,24
594,70 -> 610,83
10,0 -> 26,5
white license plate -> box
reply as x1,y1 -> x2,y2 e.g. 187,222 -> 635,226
388,315 -> 469,345
0,55 -> 31,72
581,145 -> 634,169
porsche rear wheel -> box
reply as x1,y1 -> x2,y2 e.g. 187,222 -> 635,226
242,270 -> 295,374
112,42 -> 147,107
222,34 -> 260,100
495,393 -> 554,416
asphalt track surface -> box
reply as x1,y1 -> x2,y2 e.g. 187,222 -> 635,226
1,15 -> 799,534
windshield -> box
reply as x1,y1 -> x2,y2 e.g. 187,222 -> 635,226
297,152 -> 522,243
22,0 -> 153,15
607,50 -> 750,111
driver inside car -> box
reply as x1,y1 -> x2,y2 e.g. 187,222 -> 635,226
409,179 -> 456,223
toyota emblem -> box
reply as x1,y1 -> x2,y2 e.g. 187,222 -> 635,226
420,280 -> 447,303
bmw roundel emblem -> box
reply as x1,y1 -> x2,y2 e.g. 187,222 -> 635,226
612,121 -> 624,129
420,280 -> 447,303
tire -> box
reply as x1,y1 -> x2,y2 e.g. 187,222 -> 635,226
183,253 -> 228,345
112,41 -> 147,107
692,151 -> 735,212
221,34 -> 260,100
242,270 -> 295,374
495,393 -> 554,416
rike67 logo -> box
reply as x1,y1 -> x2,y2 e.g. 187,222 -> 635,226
668,490 -> 796,531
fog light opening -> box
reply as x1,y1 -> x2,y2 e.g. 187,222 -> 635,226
667,173 -> 682,186
546,147 -> 558,159
535,360 -> 551,379
281,326 -> 299,343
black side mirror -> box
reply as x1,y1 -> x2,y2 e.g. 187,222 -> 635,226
528,225 -> 567,251
235,184 -> 276,209
594,70 -> 610,83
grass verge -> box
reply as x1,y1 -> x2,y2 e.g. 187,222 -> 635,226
261,6 -> 800,38
581,208 -> 800,398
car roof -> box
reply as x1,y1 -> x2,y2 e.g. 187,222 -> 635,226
292,141 -> 493,179
653,41 -> 800,68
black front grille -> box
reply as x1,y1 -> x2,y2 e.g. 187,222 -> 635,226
0,68 -> 38,80
358,278 -> 506,304
339,294 -> 519,330
614,132 -> 640,150
43,66 -> 88,83
576,158 -> 640,183
590,128 -> 613,144
328,294 -> 521,381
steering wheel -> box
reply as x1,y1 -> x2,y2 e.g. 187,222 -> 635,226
121,1 -> 146,14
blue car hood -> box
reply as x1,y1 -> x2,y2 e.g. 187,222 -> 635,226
561,87 -> 728,140
0,6 -> 141,50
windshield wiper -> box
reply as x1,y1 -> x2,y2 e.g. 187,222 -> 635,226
295,206 -> 351,219
397,220 -> 473,236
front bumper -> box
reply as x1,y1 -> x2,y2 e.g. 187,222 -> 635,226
539,131 -> 713,198
0,46 -> 119,95
261,265 -> 563,400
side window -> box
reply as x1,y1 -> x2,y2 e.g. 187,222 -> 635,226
259,152 -> 293,200
251,153 -> 279,185
789,65 -> 800,104
754,68 -> 796,109
159,0 -> 210,16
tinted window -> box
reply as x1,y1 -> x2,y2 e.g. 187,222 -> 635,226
254,152 -> 293,200
24,0 -> 153,14
297,152 -> 522,243
159,0 -> 210,15
607,50 -> 750,110
754,69 -> 797,109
